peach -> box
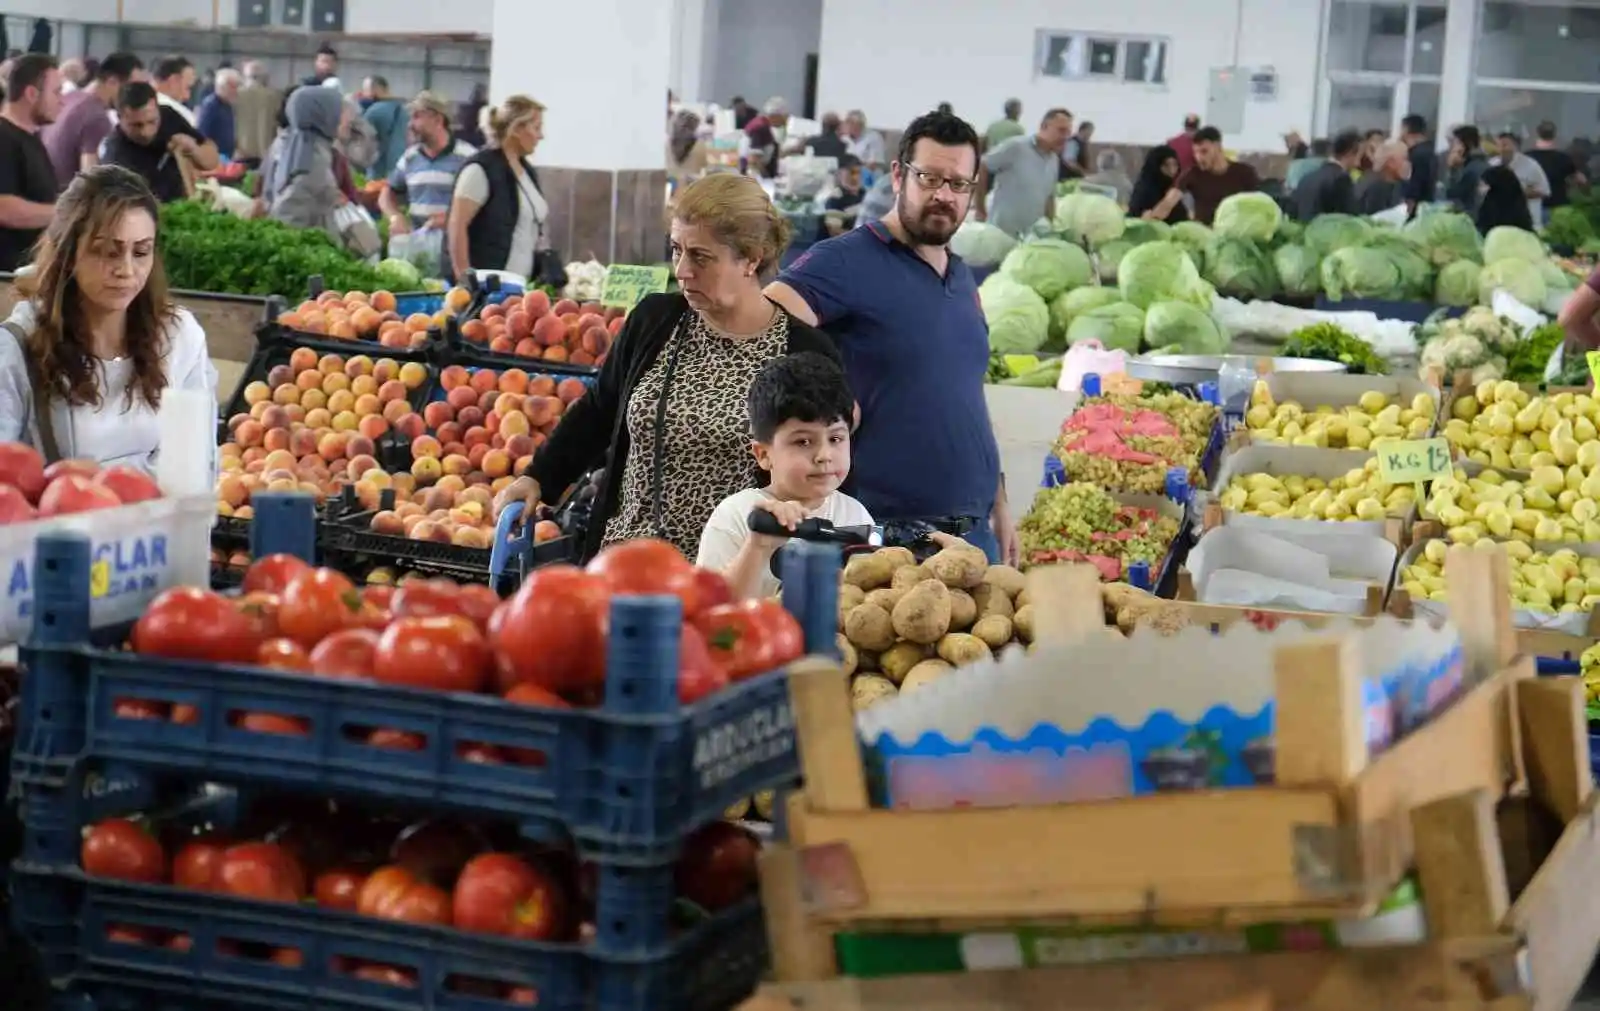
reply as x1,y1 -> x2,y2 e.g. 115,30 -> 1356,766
371,358 -> 397,382
357,415 -> 389,440
227,412 -> 252,432
351,307 -> 383,336
271,384 -> 299,407
394,414 -> 425,441
526,375 -> 557,397
435,474 -> 467,496
451,525 -> 488,549
345,434 -> 376,458
607,316 -> 624,337
241,448 -> 266,467
317,354 -> 345,374
475,389 -> 499,412
389,471 -> 416,497
441,454 -> 471,477
410,456 -> 443,485
317,432 -> 348,459
304,408 -> 333,430
288,347 -> 319,373
522,396 -> 563,429
350,374 -> 378,398
507,311 -> 533,342
377,379 -> 408,404
581,327 -> 610,357
217,474 -> 249,508
299,388 -> 328,412
236,420 -> 265,448
411,435 -> 442,459
353,393 -> 382,417
321,372 -> 351,395
498,411 -> 531,438
457,406 -> 485,430
523,290 -> 552,316
492,392 -> 522,417
514,338 -> 540,359
284,404 -> 307,424
569,351 -> 596,367
460,319 -> 489,344
410,520 -> 449,543
466,443 -> 490,469
575,312 -> 605,334
289,428 -> 320,457
395,500 -> 424,520
481,448 -> 511,478
462,425 -> 492,451
405,312 -> 434,332
494,368 -> 527,395
469,369 -> 498,395
371,290 -> 398,313
263,449 -> 297,473
344,354 -> 374,377
490,335 -> 514,354
533,519 -> 562,543
262,428 -> 291,453
422,401 -> 455,429
382,398 -> 413,424
370,509 -> 404,535
445,385 -> 477,411
258,405 -> 290,430
398,362 -> 428,390
531,314 -> 565,347
267,365 -> 295,387
294,370 -> 323,392
401,514 -> 427,536
331,411 -> 360,433
556,378 -> 587,405
351,476 -> 384,509
326,390 -> 355,414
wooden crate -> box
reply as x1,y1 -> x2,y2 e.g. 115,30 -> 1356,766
746,551 -> 1600,1010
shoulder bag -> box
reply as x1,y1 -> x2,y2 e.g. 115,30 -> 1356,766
1,320 -> 61,463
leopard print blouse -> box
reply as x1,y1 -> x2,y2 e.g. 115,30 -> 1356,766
602,308 -> 790,559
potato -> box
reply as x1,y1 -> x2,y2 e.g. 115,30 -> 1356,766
752,790 -> 775,819
1013,603 -> 1034,643
981,564 -> 1026,599
891,565 -> 931,592
724,797 -> 751,820
1102,582 -> 1152,613
925,546 -> 987,589
839,583 -> 866,611
937,632 -> 991,666
879,641 -> 929,684
837,633 -> 858,676
1114,598 -> 1165,635
971,583 -> 1015,620
865,587 -> 907,611
851,673 -> 899,711
901,659 -> 952,692
891,579 -> 952,644
844,603 -> 897,651
1126,603 -> 1191,637
874,546 -> 917,571
948,588 -> 977,630
1015,587 -> 1030,610
971,614 -> 1014,649
843,552 -> 895,590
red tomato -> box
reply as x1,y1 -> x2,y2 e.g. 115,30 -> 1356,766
106,924 -> 156,945
373,616 -> 489,693
750,598 -> 805,671
696,603 -> 770,682
81,819 -> 166,883
308,627 -> 381,679
270,946 -> 303,968
366,728 -> 425,750
172,834 -> 230,891
313,868 -> 367,910
166,933 -> 194,953
132,588 -> 260,664
675,821 -> 760,911
689,567 -> 733,618
235,592 -> 282,639
506,986 -> 538,1005
361,584 -> 396,611
587,538 -> 697,615
352,963 -> 418,987
456,741 -> 505,764
171,703 -> 200,726
489,566 -> 609,694
501,683 -> 569,766
216,842 -> 306,903
451,853 -> 569,939
242,554 -> 313,595
112,698 -> 170,721
255,637 -> 312,672
390,579 -> 462,619
355,865 -> 451,925
238,712 -> 311,736
455,584 -> 500,632
677,625 -> 728,704
279,568 -> 363,648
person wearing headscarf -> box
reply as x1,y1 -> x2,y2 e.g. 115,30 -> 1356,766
1476,165 -> 1532,236
667,109 -> 706,183
1127,145 -> 1188,222
27,19 -> 50,55
266,86 -> 347,232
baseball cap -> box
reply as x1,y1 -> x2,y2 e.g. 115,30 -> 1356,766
409,90 -> 451,117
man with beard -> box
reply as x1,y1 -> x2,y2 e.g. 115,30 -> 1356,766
766,109 -> 1013,564
973,107 -> 1071,236
0,53 -> 61,270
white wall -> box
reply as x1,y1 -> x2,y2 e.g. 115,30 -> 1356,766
702,0 -> 819,112
8,0 -> 492,33
816,0 -> 1322,152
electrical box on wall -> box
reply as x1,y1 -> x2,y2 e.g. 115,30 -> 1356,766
1206,67 -> 1247,135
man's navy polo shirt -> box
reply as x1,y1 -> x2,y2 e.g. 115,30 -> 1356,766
778,220 -> 999,521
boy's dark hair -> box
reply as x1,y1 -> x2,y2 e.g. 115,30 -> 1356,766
1401,113 -> 1428,136
117,81 -> 156,113
97,52 -> 143,83
1536,120 -> 1557,141
7,54 -> 55,102
896,109 -> 980,170
1193,125 -> 1223,145
1331,129 -> 1363,158
748,352 -> 855,443
153,55 -> 190,82
1454,124 -> 1481,150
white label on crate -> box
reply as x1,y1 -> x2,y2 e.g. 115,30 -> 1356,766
960,933 -> 1025,970
692,700 -> 795,790
5,531 -> 170,622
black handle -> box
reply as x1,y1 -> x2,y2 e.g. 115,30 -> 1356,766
748,509 -> 834,540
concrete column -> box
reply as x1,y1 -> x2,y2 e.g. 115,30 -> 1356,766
1435,0 -> 1479,146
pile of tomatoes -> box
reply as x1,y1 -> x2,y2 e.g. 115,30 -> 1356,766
124,538 -> 805,730
79,801 -> 759,995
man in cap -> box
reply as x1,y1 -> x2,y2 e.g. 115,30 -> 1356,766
380,89 -> 477,234
742,96 -> 789,178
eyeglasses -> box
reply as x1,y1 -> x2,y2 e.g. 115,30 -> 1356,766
904,163 -> 976,195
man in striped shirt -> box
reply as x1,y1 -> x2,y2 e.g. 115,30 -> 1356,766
380,90 -> 476,234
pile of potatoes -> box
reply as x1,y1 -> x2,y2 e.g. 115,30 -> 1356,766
838,543 -> 1030,711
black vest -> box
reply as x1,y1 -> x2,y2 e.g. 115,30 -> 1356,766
449,149 -> 541,279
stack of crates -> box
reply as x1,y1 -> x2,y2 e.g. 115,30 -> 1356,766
7,494 -> 839,1011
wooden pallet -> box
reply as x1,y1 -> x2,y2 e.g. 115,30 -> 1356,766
747,550 -> 1600,1010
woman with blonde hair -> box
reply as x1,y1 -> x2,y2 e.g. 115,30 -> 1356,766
0,166 -> 215,471
447,93 -> 555,283
494,173 -> 838,561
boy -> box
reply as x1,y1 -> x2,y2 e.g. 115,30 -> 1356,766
697,353 -> 872,600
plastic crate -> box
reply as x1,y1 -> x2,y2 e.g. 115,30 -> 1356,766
12,526 -> 838,866
11,866 -> 764,1011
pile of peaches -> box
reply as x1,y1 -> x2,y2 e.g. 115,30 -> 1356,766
457,291 -> 623,367
276,288 -> 474,350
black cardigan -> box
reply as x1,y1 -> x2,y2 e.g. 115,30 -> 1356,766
530,292 -> 839,561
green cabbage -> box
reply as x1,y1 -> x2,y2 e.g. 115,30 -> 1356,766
1319,246 -> 1402,300
1050,285 -> 1122,339
1481,225 -> 1544,266
979,273 -> 1051,353
1477,259 -> 1547,307
1365,233 -> 1434,299
1211,193 -> 1282,243
1117,240 -> 1215,310
1434,260 -> 1480,306
1169,221 -> 1213,255
1402,211 -> 1482,266
376,258 -> 423,290
949,220 -> 1018,267
1304,214 -> 1373,257
1120,219 -> 1170,246
1272,244 -> 1320,297
1052,192 -> 1127,247
1094,240 -> 1131,283
1144,300 -> 1229,355
1203,238 -> 1278,299
999,237 -> 1094,300
1066,301 -> 1145,352
1272,218 -> 1304,248
1539,258 -> 1575,294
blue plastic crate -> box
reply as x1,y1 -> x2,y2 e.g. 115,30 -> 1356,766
13,528 -> 838,866
393,291 -> 447,318
10,866 -> 765,1011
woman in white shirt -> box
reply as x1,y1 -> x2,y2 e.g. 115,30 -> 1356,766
0,165 -> 216,474
446,95 -> 550,283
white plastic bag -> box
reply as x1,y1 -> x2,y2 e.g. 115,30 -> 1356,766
387,228 -> 445,280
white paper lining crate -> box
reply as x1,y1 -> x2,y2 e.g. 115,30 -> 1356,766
744,550 -> 1600,1011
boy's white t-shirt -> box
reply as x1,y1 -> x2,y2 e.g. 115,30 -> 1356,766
697,486 -> 875,598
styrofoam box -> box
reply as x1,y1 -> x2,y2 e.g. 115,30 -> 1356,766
1207,444 -> 1412,545
1188,525 -> 1398,615
0,493 -> 216,645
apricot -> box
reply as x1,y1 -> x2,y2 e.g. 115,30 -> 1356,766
441,454 -> 471,477
382,398 -> 413,424
353,393 -> 382,417
435,474 -> 467,496
543,346 -> 569,363
490,336 -> 514,354
530,314 -> 565,347
498,411 -> 531,438
262,428 -> 291,453
461,319 -> 489,344
235,420 -> 265,447
551,298 -> 579,317
411,435 -> 442,459
532,520 -> 562,544
349,374 -> 377,399
410,456 -> 443,485
394,413 -> 425,441
446,385 -> 477,411
481,448 -> 511,478
357,415 -> 389,440
469,369 -> 498,395
404,312 -> 434,332
456,406 -> 485,430
370,290 -> 397,313
514,338 -> 540,358
317,354 -> 345,374
303,408 -> 333,430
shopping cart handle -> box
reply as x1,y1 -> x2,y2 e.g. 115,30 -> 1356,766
489,500 -> 532,585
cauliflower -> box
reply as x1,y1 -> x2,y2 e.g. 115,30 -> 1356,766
1469,358 -> 1507,385
1458,307 -> 1518,351
1421,331 -> 1488,371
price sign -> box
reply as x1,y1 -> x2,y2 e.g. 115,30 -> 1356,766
1376,437 -> 1452,486
1587,349 -> 1600,386
600,264 -> 671,309
89,560 -> 110,599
